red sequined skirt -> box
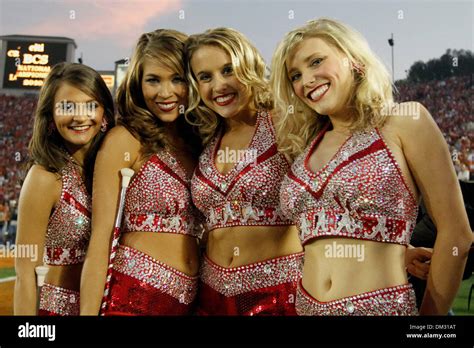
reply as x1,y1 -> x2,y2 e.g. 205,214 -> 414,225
102,245 -> 198,316
196,252 -> 303,315
296,280 -> 418,316
38,283 -> 80,316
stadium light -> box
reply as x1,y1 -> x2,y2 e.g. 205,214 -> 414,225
388,33 -> 394,82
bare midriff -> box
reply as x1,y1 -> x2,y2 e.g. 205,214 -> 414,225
120,231 -> 200,276
207,225 -> 302,267
302,237 -> 408,301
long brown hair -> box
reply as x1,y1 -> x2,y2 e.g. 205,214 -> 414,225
116,29 -> 202,159
27,62 -> 116,193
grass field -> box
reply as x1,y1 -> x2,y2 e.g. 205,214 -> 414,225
452,275 -> 474,315
0,267 -> 15,278
0,256 -> 15,315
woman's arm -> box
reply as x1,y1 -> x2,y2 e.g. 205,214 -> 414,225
80,126 -> 140,315
14,165 -> 60,315
397,102 -> 472,315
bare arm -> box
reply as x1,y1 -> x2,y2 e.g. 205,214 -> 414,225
14,165 -> 60,315
397,102 -> 472,315
80,126 -> 140,315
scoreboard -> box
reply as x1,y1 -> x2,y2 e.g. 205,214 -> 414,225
0,36 -> 75,91
3,41 -> 68,89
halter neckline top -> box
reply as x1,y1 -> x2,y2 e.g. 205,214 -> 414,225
280,123 -> 418,246
44,159 -> 91,265
191,110 -> 293,232
122,149 -> 200,237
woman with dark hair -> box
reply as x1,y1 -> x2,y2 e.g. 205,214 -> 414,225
80,29 -> 202,315
14,62 -> 116,315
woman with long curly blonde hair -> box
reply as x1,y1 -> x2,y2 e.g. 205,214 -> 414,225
272,18 -> 472,315
185,27 -> 303,315
80,29 -> 202,315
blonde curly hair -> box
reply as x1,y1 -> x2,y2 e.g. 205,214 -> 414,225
184,27 -> 273,145
271,18 -> 394,160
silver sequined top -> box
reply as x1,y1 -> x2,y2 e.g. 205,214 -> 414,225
191,110 -> 293,232
122,149 -> 200,237
280,123 -> 418,246
44,160 -> 91,265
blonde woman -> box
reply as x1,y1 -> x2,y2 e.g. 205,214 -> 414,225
185,28 -> 303,315
80,29 -> 202,315
272,18 -> 472,315
15,63 -> 115,315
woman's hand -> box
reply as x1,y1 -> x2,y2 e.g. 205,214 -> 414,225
406,246 -> 432,280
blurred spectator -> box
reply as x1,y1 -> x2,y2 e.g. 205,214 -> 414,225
0,200 -> 5,244
0,94 -> 36,213
7,200 -> 18,245
396,75 -> 473,179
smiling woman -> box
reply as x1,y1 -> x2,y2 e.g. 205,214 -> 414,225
14,62 -> 116,316
271,18 -> 472,316
80,29 -> 203,316
184,28 -> 303,316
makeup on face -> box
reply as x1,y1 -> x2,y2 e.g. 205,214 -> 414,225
287,37 -> 354,117
191,45 -> 252,120
141,58 -> 187,123
53,82 -> 103,150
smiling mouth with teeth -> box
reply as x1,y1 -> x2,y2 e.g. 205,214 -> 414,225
69,125 -> 92,131
157,102 -> 178,111
214,93 -> 236,106
308,83 -> 330,101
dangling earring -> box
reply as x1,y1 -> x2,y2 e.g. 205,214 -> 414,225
47,122 -> 56,136
352,62 -> 365,77
100,118 -> 108,133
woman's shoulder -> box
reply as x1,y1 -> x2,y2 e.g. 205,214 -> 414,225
101,125 -> 141,152
380,101 -> 441,148
381,101 -> 434,134
22,164 -> 61,200
27,164 -> 60,184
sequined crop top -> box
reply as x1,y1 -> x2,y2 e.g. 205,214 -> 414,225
44,160 -> 91,265
122,149 -> 200,237
280,123 -> 418,246
191,110 -> 293,232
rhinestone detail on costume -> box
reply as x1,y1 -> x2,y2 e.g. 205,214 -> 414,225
296,282 -> 418,316
192,110 -> 293,232
200,252 -> 303,297
39,283 -> 80,316
112,245 -> 197,304
43,160 -> 91,265
123,149 -> 201,238
280,124 -> 418,246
